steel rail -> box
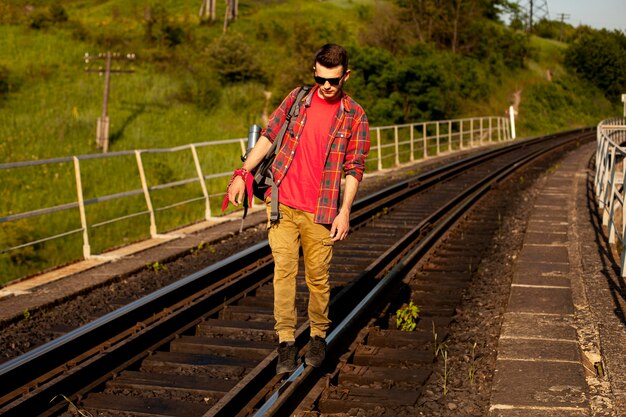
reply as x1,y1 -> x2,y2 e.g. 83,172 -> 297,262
251,129 -> 595,417
0,129 -> 590,417
198,129 -> 594,417
238,129 -> 591,416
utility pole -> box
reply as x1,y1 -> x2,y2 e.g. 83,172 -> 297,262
556,12 -> 570,41
84,52 -> 135,153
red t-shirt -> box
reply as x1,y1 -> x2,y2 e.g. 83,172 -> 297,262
279,91 -> 341,213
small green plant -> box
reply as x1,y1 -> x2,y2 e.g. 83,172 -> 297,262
432,321 -> 448,358
190,241 -> 206,255
442,349 -> 450,395
190,241 -> 216,255
50,394 -> 93,417
468,341 -> 478,384
396,301 -> 420,332
146,261 -> 168,272
23,308 -> 31,321
371,207 -> 390,220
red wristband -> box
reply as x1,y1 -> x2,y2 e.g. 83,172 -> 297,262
221,167 -> 254,213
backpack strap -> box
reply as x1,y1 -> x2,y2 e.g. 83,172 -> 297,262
266,85 -> 311,222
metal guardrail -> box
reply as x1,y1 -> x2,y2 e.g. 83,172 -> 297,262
594,117 -> 626,276
0,116 -> 511,278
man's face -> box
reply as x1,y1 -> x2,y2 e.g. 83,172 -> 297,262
314,63 -> 350,101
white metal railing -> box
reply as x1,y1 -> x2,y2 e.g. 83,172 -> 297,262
0,115 -> 511,277
593,117 -> 626,276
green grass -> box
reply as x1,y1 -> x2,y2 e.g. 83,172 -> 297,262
0,1 -> 621,284
461,35 -> 619,136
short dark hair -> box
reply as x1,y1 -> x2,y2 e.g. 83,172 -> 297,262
314,44 -> 348,73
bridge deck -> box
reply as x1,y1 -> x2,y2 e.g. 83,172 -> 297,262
489,141 -> 625,416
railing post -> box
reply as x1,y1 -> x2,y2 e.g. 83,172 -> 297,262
448,120 -> 452,152
394,125 -> 400,166
136,150 -> 158,237
239,138 -> 246,157
489,118 -> 493,142
191,144 -> 212,220
504,118 -> 510,141
470,118 -> 474,147
376,128 -> 383,171
596,125 -> 611,203
479,118 -> 484,145
621,160 -> 626,277
436,122 -> 440,155
497,117 -> 502,142
73,156 -> 91,259
509,106 -> 516,140
423,123 -> 428,158
603,147 -> 617,227
410,124 -> 415,162
459,120 -> 464,150
599,143 -> 614,211
606,153 -> 619,242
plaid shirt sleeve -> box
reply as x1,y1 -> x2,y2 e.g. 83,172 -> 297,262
314,94 -> 370,224
343,109 -> 370,181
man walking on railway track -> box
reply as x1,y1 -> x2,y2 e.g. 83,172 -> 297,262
225,43 -> 370,374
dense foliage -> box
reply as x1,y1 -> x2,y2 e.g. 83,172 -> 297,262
0,0 -> 621,284
564,29 -> 626,101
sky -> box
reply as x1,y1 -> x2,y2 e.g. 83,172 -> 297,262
538,0 -> 626,31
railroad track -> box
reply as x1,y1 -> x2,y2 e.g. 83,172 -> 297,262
0,129 -> 593,417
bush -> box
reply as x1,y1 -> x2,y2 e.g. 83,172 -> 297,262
564,29 -> 626,101
208,33 -> 265,83
29,11 -> 50,29
348,46 -> 491,125
29,4 -> 68,29
0,65 -> 11,96
162,24 -> 185,48
0,65 -> 18,97
49,4 -> 68,23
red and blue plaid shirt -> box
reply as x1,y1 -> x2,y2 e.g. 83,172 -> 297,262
261,85 -> 370,224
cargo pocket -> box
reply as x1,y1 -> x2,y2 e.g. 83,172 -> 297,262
321,237 -> 334,247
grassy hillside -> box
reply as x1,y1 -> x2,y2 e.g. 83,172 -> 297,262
463,35 -> 617,135
0,0 -> 368,163
0,0 -> 621,283
0,1 -> 619,164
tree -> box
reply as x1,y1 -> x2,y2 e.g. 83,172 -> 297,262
564,29 -> 626,101
396,0 -> 513,53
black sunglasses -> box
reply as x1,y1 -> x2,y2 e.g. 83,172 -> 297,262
314,74 -> 344,86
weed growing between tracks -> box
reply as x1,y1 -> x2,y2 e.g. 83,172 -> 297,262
396,301 -> 420,332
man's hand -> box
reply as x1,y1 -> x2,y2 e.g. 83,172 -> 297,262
330,210 -> 350,241
228,176 -> 246,206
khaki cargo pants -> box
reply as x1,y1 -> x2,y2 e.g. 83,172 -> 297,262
267,202 -> 333,343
